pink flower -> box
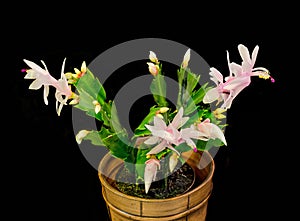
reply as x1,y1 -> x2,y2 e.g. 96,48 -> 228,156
203,44 -> 273,109
180,125 -> 202,152
144,107 -> 226,155
144,107 -> 189,155
180,118 -> 227,152
196,119 -> 227,146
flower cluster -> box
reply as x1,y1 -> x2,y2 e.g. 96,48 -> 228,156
22,44 -> 274,194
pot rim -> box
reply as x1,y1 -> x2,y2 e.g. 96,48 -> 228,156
98,150 -> 215,202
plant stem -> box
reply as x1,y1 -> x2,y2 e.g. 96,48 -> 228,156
162,158 -> 169,192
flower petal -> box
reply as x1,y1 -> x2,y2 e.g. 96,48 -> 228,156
147,140 -> 167,155
144,136 -> 159,145
209,67 -> 224,84
251,45 -> 259,65
144,159 -> 160,194
238,44 -> 251,65
169,152 -> 179,172
43,85 -> 49,105
23,59 -> 49,75
171,107 -> 187,128
153,116 -> 167,130
228,62 -> 242,77
203,88 -> 219,104
210,123 -> 227,145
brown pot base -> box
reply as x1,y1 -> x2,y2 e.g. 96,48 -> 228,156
99,150 -> 214,221
102,189 -> 211,221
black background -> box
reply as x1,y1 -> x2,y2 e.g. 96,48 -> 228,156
7,5 -> 297,221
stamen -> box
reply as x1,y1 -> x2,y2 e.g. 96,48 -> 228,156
253,67 -> 269,73
258,72 -> 270,80
21,68 -> 27,72
253,67 -> 275,82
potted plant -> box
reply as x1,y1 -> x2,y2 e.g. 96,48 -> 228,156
21,43 -> 274,220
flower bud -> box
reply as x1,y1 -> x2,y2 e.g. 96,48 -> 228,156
169,152 -> 178,172
64,72 -> 73,79
149,51 -> 159,64
213,108 -> 226,119
147,62 -> 159,76
74,61 -> 87,78
182,48 -> 191,68
76,130 -> 90,144
159,107 -> 169,113
93,100 -> 101,114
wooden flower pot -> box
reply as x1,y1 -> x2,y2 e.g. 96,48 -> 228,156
98,150 -> 214,221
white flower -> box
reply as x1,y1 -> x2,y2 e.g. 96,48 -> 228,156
23,58 -> 73,115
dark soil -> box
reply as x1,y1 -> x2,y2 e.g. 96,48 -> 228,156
113,162 -> 198,199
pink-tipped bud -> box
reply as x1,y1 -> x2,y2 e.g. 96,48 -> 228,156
147,62 -> 159,76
